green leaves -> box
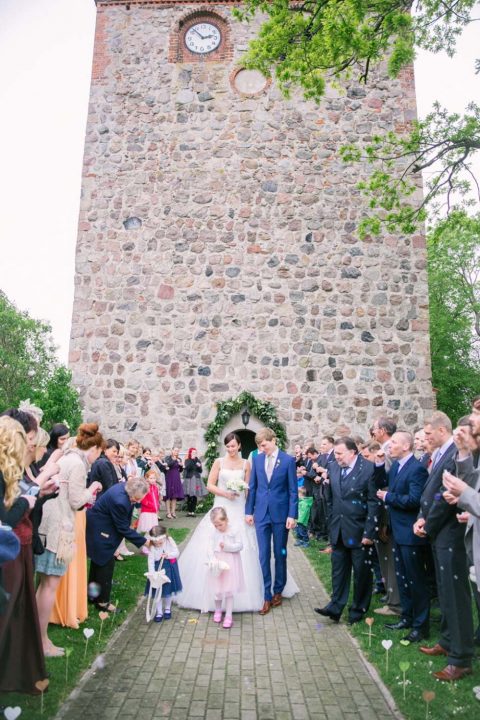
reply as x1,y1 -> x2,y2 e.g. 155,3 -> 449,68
340,104 -> 480,236
427,211 -> 480,421
0,291 -> 82,431
203,391 -> 287,470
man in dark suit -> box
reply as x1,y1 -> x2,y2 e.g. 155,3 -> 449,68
375,431 -> 429,642
413,411 -> 474,682
311,438 -> 336,549
414,429 -> 431,468
315,437 -> 379,624
86,478 -> 150,611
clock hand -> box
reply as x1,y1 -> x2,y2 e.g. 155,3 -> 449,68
193,28 -> 205,39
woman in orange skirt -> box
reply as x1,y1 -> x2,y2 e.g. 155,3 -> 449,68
50,509 -> 88,628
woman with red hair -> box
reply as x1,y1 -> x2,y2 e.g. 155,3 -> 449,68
183,448 -> 207,517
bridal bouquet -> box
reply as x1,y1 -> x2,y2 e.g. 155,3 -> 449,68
225,476 -> 249,495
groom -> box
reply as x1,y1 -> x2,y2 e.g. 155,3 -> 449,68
245,428 -> 298,615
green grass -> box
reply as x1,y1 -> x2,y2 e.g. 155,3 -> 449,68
0,527 -> 190,720
304,540 -> 480,720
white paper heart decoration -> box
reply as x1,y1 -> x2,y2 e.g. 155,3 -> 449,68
381,639 -> 393,650
4,708 -> 22,720
83,628 -> 94,639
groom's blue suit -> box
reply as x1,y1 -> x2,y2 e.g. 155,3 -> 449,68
245,450 -> 298,601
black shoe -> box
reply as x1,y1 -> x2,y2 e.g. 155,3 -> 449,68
314,607 -> 341,623
373,585 -> 386,595
385,619 -> 411,631
348,616 -> 363,625
403,629 -> 428,643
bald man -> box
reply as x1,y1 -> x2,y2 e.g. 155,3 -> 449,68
376,431 -> 430,642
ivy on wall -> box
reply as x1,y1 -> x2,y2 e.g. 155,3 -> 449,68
203,391 -> 287,471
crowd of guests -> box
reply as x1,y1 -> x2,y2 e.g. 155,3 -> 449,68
0,402 -> 206,696
297,398 -> 480,683
1,394 -> 480,696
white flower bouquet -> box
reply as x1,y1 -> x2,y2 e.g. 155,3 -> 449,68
225,476 -> 249,495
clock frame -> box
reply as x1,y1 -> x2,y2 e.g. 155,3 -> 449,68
171,10 -> 232,64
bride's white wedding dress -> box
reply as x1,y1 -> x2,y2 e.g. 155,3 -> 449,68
175,461 -> 299,612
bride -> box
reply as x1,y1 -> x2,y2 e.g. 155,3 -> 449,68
176,432 -> 298,612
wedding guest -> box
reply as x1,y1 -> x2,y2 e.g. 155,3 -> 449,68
164,447 -> 184,519
295,486 -> 312,547
361,441 -> 381,462
34,428 -> 50,468
414,411 -> 474,681
0,414 -> 47,694
124,440 -> 142,478
35,423 -> 103,655
208,506 -> 244,628
315,437 -> 378,624
42,422 -> 70,467
314,436 -> 336,548
113,445 -> 134,559
137,465 -> 161,534
294,444 -> 305,470
86,478 -> 150,612
51,435 -> 94,629
376,431 -> 430,642
183,448 -> 207,516
443,409 -> 480,647
145,525 -> 182,623
414,428 -> 431,467
371,416 -> 402,619
87,438 -> 120,499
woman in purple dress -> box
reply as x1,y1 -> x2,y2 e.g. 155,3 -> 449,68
164,448 -> 184,519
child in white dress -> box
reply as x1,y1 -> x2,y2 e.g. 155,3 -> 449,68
208,507 -> 245,629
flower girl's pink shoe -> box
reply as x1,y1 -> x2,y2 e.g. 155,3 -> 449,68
223,616 -> 233,629
213,610 -> 223,623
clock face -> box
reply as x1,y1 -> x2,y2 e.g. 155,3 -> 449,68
184,22 -> 221,55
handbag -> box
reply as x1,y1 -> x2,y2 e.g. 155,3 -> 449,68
55,484 -> 76,565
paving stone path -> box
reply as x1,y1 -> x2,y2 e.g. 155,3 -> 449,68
58,524 -> 400,720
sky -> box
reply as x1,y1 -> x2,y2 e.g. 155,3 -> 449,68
0,0 -> 479,364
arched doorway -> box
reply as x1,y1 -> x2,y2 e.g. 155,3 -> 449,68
236,429 -> 257,460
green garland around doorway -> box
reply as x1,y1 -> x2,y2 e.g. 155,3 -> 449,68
203,391 -> 287,471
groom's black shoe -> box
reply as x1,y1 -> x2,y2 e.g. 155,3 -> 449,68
314,607 -> 341,623
259,600 -> 272,615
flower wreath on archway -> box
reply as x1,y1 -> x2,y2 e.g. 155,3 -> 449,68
204,391 -> 287,471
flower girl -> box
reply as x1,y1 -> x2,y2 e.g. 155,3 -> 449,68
145,525 -> 182,622
207,507 -> 245,629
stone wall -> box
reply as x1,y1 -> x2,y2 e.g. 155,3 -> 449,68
69,1 -> 434,451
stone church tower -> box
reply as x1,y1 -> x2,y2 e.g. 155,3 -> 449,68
70,0 -> 434,451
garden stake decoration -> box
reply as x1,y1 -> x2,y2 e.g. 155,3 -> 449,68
364,616 -> 375,647
4,708 -> 22,720
64,646 -> 73,683
83,628 -> 94,659
98,611 -> 109,641
399,661 -> 410,700
35,679 -> 49,715
381,639 -> 392,673
422,690 -> 435,719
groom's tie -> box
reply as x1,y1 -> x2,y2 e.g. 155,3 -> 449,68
266,454 -> 274,482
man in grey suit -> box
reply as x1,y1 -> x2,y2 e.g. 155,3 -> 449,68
414,411 -> 474,682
